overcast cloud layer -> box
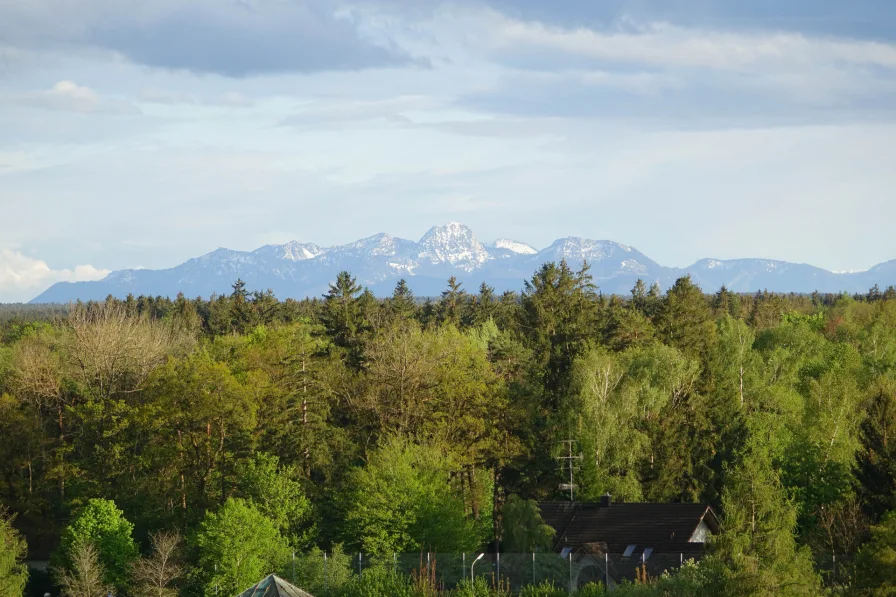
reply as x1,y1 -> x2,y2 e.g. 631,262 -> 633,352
1,0 -> 895,301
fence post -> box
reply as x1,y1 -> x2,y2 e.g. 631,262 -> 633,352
358,553 -> 362,576
605,553 -> 609,589
569,551 -> 573,593
532,552 -> 536,585
324,552 -> 328,597
833,553 -> 837,583
497,551 -> 501,583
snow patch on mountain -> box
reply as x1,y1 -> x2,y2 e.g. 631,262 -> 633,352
546,238 -> 628,262
620,259 -> 648,274
490,239 -> 538,255
255,241 -> 325,261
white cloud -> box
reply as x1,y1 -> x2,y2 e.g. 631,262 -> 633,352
487,16 -> 896,72
21,80 -> 140,114
0,249 -> 110,302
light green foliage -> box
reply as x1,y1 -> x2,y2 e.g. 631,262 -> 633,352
360,322 -> 511,469
500,494 -> 555,552
286,545 -> 353,596
146,349 -> 256,514
345,436 -> 480,555
517,581 -> 567,597
339,566 -> 414,597
0,509 -> 28,597
453,577 -> 509,597
55,498 -> 138,591
192,498 -> 291,597
708,317 -> 760,412
568,343 -> 699,501
236,452 -> 312,548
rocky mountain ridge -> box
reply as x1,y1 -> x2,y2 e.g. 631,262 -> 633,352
31,223 -> 895,303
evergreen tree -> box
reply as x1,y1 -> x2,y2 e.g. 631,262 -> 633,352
520,260 -> 599,403
857,377 -> 896,519
854,510 -> 896,595
468,282 -> 498,327
657,276 -> 715,358
438,276 -> 468,327
388,279 -> 416,320
709,439 -> 822,596
321,271 -> 365,365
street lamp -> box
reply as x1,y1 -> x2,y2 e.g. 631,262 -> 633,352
470,553 -> 485,583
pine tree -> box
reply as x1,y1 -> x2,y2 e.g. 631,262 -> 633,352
521,260 -> 599,405
388,279 -> 416,320
468,282 -> 497,327
438,276 -> 468,327
657,276 -> 715,358
321,271 -> 365,365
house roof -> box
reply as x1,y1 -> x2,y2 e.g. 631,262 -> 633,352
235,575 -> 315,597
539,501 -> 720,555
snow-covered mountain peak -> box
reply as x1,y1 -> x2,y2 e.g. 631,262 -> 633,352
490,239 -> 538,255
339,233 -> 412,257
547,238 -> 630,262
418,222 -> 473,244
254,241 -> 325,261
418,222 -> 489,269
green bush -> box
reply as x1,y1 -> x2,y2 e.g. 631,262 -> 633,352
338,565 -> 413,597
574,582 -> 607,597
452,577 -> 510,597
518,581 -> 566,597
285,545 -> 353,596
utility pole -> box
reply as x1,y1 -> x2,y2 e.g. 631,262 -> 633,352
557,439 -> 581,502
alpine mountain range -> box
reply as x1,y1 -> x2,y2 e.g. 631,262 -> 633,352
31,223 -> 896,303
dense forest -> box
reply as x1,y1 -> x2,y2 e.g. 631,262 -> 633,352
3,261 -> 896,597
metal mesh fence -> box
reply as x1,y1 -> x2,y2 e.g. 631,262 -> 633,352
282,551 -> 705,593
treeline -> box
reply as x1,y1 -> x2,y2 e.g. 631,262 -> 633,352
2,263 -> 896,596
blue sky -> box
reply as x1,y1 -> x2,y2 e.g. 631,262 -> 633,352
1,0 -> 895,301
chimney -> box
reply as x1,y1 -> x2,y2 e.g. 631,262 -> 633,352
600,493 -> 612,508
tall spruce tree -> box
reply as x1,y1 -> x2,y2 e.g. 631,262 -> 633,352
388,279 -> 417,320
657,275 -> 716,358
520,260 -> 599,404
321,271 -> 366,366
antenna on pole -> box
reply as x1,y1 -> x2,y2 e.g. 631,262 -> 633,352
557,439 -> 582,502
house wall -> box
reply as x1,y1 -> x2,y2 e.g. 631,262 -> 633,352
689,520 -> 711,543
